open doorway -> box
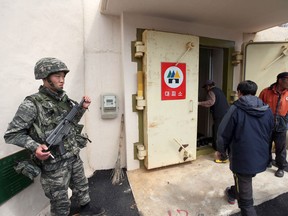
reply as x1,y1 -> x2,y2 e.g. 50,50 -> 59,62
197,46 -> 224,149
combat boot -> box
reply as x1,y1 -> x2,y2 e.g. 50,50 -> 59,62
79,203 -> 105,216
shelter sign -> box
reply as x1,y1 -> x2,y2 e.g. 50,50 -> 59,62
161,62 -> 186,100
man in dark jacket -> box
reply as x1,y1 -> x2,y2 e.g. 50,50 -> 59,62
199,80 -> 230,162
217,80 -> 274,216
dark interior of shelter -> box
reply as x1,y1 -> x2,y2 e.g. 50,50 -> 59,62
197,46 -> 224,149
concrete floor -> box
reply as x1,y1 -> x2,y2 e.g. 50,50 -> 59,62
127,151 -> 288,216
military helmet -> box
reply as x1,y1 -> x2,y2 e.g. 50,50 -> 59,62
34,57 -> 70,80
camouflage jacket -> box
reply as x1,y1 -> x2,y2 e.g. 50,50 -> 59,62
4,86 -> 86,167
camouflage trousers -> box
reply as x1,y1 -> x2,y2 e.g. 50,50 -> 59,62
40,155 -> 90,216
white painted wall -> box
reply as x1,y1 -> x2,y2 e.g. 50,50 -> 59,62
255,26 -> 288,41
0,0 -> 122,215
1,0 -> 287,215
0,0 -> 86,215
81,0 -> 123,174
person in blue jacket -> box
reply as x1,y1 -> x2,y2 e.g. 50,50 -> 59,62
217,80 -> 274,216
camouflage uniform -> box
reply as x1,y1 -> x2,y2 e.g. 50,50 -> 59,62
4,58 -> 90,216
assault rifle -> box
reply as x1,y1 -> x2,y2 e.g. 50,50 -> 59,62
45,98 -> 85,156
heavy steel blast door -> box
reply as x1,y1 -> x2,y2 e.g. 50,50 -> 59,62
142,30 -> 199,169
244,41 -> 288,94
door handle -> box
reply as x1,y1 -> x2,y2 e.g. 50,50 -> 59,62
264,45 -> 288,70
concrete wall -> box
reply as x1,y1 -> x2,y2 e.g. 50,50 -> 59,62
81,1 -> 123,174
0,1 -> 85,215
255,26 -> 288,41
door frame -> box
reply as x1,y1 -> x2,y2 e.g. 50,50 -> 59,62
199,37 -> 235,101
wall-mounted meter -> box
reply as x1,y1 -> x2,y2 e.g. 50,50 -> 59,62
100,94 -> 118,119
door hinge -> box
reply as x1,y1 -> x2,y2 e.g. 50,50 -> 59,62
135,41 -> 145,58
174,138 -> 192,161
136,143 -> 147,160
136,97 -> 146,110
232,51 -> 243,66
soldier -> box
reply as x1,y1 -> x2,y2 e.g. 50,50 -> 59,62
4,57 -> 105,216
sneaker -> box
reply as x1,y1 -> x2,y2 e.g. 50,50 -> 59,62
79,203 -> 105,216
214,159 -> 229,163
224,187 -> 236,204
275,169 -> 284,178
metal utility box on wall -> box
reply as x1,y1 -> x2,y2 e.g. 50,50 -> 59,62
100,94 -> 118,119
139,30 -> 199,169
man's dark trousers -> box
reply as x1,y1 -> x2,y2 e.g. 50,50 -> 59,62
230,173 -> 257,216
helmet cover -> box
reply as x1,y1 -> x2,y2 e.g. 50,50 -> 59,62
34,57 -> 69,79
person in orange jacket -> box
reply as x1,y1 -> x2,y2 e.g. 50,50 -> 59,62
259,72 -> 288,177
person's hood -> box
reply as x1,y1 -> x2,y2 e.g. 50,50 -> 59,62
234,95 -> 269,117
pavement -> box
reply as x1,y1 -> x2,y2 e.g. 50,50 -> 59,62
127,150 -> 288,216
38,148 -> 288,216
230,192 -> 288,216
